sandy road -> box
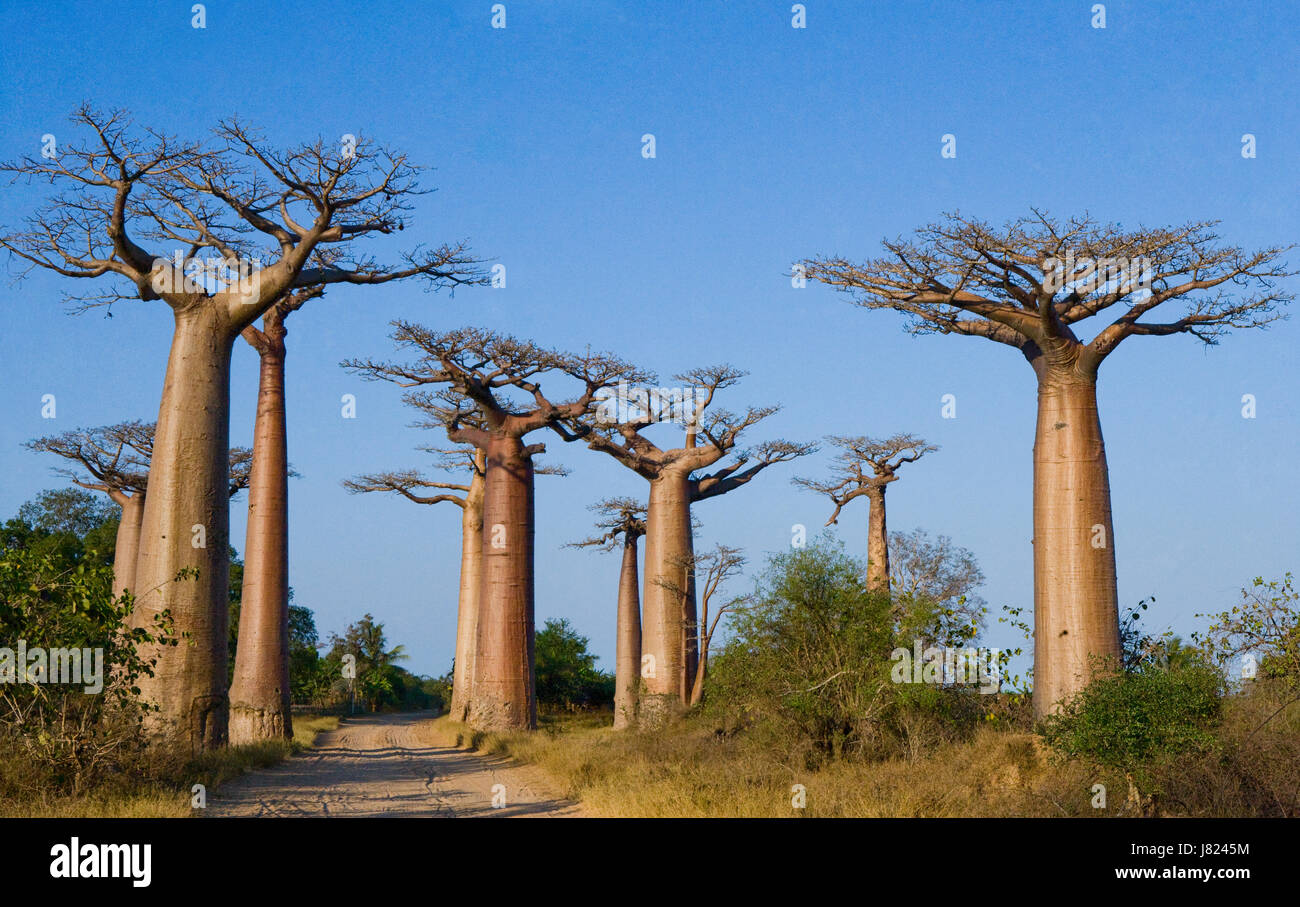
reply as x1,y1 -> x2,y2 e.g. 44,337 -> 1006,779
206,712 -> 583,818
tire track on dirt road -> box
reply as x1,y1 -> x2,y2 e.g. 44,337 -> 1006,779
207,712 -> 583,818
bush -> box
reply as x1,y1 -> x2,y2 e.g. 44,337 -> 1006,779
0,544 -> 175,797
1039,658 -> 1224,811
706,539 -> 982,766
535,618 -> 613,711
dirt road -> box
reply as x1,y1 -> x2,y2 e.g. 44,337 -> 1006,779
207,712 -> 583,818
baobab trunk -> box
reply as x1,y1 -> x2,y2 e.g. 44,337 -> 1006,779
229,337 -> 292,743
450,452 -> 485,722
1031,369 -> 1120,718
866,485 -> 889,594
469,436 -> 536,731
132,306 -> 234,751
112,493 -> 145,601
613,534 -> 642,729
641,468 -> 692,720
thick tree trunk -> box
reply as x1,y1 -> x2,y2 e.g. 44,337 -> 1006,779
450,453 -> 485,722
468,435 -> 536,731
229,340 -> 293,744
1031,370 -> 1121,717
112,493 -> 145,601
866,485 -> 889,595
132,306 -> 234,751
613,535 -> 642,729
641,469 -> 692,720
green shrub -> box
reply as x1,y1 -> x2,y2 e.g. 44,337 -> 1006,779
535,618 -> 613,711
1039,658 -> 1225,808
0,544 -> 175,796
706,539 -> 985,765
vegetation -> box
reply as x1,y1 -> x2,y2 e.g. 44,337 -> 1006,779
534,618 -> 614,712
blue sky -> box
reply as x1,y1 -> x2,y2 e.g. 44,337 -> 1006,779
1,1 -> 1296,676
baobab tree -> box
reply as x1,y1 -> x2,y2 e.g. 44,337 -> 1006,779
802,211 -> 1294,715
345,446 -> 485,722
343,323 -> 649,730
25,422 -> 251,600
793,434 -> 936,594
0,105 -> 483,749
346,432 -> 567,721
568,498 -> 647,729
561,367 -> 813,716
654,544 -> 745,706
227,286 -> 323,744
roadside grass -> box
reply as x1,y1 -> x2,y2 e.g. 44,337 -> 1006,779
424,689 -> 1300,817
0,712 -> 341,818
424,713 -> 1093,816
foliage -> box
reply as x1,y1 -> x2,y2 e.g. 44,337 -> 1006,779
706,537 -> 985,765
0,499 -> 176,796
1039,657 -> 1225,804
1196,574 -> 1300,689
534,618 -> 614,711
322,613 -> 434,712
2,487 -> 117,570
889,528 -> 986,647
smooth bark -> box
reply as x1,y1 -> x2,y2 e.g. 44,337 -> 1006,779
229,328 -> 292,744
468,435 -> 537,731
614,535 -> 642,729
111,492 -> 145,601
866,485 -> 889,594
450,452 -> 485,722
132,305 -> 235,751
641,468 -> 693,718
1031,370 -> 1120,717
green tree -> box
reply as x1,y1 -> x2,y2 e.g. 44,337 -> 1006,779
534,618 -> 614,711
1198,574 -> 1300,689
706,538 -> 897,761
0,536 -> 176,795
2,488 -> 118,569
326,614 -> 410,711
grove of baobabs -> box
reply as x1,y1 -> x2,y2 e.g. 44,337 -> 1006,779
0,2 -> 1296,871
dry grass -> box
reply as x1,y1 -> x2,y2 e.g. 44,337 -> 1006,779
422,713 -> 1102,817
0,712 -> 341,818
426,690 -> 1300,817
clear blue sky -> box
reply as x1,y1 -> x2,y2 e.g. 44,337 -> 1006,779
1,1 -> 1296,677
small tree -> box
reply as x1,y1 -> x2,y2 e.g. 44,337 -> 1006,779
534,618 -> 613,712
568,498 -> 646,728
0,526 -> 177,795
888,528 -> 986,648
1198,574 -> 1300,690
794,434 -> 936,593
26,423 -> 252,599
655,544 -> 746,706
706,539 -> 896,763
